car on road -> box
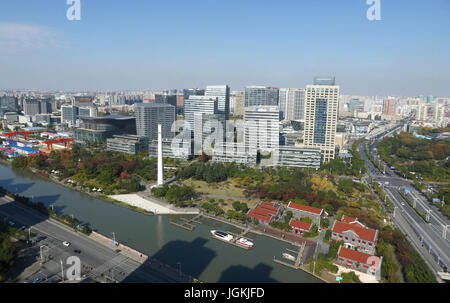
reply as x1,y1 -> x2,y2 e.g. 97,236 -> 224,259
8,221 -> 15,226
62,241 -> 70,247
33,277 -> 44,283
401,202 -> 405,206
73,249 -> 81,254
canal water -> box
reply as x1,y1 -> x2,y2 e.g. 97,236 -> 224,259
0,164 -> 321,283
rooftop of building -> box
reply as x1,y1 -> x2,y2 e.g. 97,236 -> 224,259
289,219 -> 312,231
338,246 -> 380,267
135,103 -> 175,108
332,220 -> 377,242
287,201 -> 323,215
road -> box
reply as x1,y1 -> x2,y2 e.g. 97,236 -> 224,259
0,196 -> 188,283
358,126 -> 450,274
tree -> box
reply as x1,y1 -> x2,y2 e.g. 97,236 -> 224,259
338,179 -> 354,194
320,218 -> 329,228
341,271 -> 361,283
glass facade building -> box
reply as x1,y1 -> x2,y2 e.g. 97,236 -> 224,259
135,103 -> 175,141
244,86 -> 279,107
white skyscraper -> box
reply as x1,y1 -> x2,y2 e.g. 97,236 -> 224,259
205,85 -> 230,120
184,96 -> 218,132
279,88 -> 306,121
303,77 -> 340,162
244,105 -> 280,152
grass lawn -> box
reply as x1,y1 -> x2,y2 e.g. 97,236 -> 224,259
199,197 -> 260,213
182,178 -> 246,197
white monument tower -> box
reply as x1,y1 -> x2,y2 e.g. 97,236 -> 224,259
157,123 -> 164,185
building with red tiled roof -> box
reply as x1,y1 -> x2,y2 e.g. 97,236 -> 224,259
331,220 -> 379,254
248,201 -> 281,225
341,216 -> 366,228
336,246 -> 382,279
289,219 -> 312,235
286,201 -> 327,225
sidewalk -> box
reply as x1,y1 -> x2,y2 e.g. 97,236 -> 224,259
88,231 -> 198,283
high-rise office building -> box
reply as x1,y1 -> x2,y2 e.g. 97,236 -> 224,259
193,113 -> 226,155
39,98 -> 53,114
244,86 -> 279,107
278,89 -> 288,120
61,105 -> 79,127
348,98 -> 365,112
184,96 -> 218,132
135,103 -> 175,141
230,91 -> 244,116
244,106 -> 280,151
0,96 -> 18,116
279,88 -> 305,121
24,99 -> 41,116
205,85 -> 230,120
383,99 -> 397,116
155,94 -> 177,108
303,78 -> 340,162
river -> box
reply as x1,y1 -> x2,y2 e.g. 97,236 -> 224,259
0,163 -> 321,283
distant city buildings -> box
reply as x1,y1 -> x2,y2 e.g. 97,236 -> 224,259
382,98 -> 397,116
244,86 -> 279,107
0,96 -> 18,116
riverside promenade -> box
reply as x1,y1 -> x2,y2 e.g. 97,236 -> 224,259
109,193 -> 199,215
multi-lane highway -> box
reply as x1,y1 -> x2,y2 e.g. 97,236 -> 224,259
0,195 -> 188,283
359,125 -> 450,275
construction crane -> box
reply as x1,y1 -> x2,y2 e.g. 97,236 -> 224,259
43,138 -> 74,151
2,131 -> 35,141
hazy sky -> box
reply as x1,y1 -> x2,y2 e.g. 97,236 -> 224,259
0,0 -> 449,96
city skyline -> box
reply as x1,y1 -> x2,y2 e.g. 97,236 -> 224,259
0,0 -> 449,96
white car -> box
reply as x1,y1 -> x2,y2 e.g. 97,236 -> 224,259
62,241 -> 70,247
401,202 -> 405,206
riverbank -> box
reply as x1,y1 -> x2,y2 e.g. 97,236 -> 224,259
1,160 -> 158,216
0,163 -> 323,283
